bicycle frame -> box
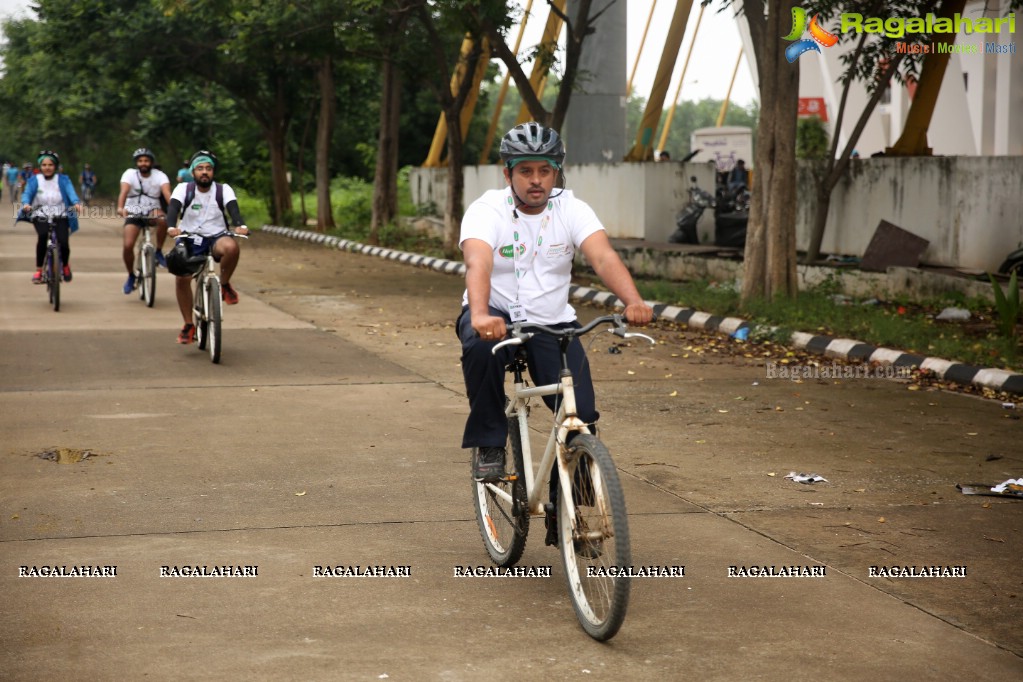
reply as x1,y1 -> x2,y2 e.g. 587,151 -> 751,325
505,371 -> 588,520
194,253 -> 218,309
492,315 -> 652,531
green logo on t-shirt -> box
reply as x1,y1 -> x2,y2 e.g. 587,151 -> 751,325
499,244 -> 514,258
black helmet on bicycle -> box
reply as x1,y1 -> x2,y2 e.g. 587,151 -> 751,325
166,240 -> 206,277
133,147 -> 155,163
37,150 -> 60,166
499,122 -> 566,169
189,149 -> 218,172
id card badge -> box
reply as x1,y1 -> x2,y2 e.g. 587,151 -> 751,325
508,302 -> 527,323
192,234 -> 203,246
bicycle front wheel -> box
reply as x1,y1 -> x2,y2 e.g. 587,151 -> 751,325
471,415 -> 529,567
48,245 -> 61,312
557,434 -> 630,641
207,279 -> 222,363
195,278 -> 208,350
141,245 -> 156,307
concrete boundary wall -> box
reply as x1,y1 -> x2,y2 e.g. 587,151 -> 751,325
411,157 -> 1023,272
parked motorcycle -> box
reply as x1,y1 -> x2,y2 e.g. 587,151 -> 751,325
668,176 -> 750,248
668,176 -> 714,244
998,246 -> 1023,274
713,181 -> 750,249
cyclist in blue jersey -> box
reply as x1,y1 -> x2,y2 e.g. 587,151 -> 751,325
20,151 -> 82,283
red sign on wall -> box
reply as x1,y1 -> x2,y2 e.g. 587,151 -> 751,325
798,97 -> 828,122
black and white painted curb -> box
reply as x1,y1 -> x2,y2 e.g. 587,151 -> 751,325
261,225 -> 1023,396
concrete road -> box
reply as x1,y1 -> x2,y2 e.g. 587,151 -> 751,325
1,215 -> 1020,680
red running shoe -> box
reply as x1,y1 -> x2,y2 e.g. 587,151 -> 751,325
177,323 -> 196,344
221,282 -> 239,305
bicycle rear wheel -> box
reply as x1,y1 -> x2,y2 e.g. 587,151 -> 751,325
48,244 -> 61,312
472,415 -> 529,567
557,434 -> 630,641
141,244 -> 156,307
207,279 -> 222,363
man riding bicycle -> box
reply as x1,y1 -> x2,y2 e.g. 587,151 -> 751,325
165,150 -> 249,344
79,163 -> 97,205
5,162 -> 19,204
117,148 -> 171,294
457,122 -> 652,485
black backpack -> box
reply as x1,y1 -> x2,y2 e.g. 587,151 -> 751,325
182,181 -> 228,227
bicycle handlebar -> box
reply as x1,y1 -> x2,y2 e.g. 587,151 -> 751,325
177,230 -> 249,240
491,314 -> 655,354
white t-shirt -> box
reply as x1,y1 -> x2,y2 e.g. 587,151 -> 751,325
170,181 -> 237,237
31,175 -> 66,218
120,168 -> 170,215
459,188 -> 603,325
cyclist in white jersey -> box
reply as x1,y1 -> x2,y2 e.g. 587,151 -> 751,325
117,148 -> 171,293
458,122 -> 652,484
165,150 -> 249,344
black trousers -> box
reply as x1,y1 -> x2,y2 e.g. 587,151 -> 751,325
33,218 -> 70,268
457,305 -> 598,449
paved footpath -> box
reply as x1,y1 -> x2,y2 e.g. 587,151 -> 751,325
1,216 -> 1020,681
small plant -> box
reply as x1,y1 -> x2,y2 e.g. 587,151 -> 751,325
796,116 -> 830,160
988,270 -> 1020,340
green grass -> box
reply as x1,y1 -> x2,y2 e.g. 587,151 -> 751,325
632,278 -> 1023,372
251,167 -> 445,257
235,189 -> 271,229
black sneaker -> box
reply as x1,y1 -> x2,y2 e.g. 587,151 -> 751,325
472,446 -> 506,483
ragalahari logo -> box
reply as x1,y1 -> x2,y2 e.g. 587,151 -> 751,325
783,7 -> 839,62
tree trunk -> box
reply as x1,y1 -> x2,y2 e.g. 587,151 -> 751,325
267,76 -> 293,225
297,105 -> 315,228
316,55 -> 336,232
443,107 -> 466,256
805,49 -> 905,263
370,57 -> 402,244
740,0 -> 800,303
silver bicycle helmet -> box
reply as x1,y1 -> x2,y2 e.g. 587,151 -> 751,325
499,122 -> 566,168
133,147 -> 155,163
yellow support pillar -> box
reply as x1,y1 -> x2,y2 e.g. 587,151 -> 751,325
424,36 -> 492,167
624,0 -> 694,161
480,0 -> 534,164
886,0 -> 967,155
627,0 -> 658,96
515,0 -> 567,125
657,2 -> 704,153
716,49 -> 743,127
